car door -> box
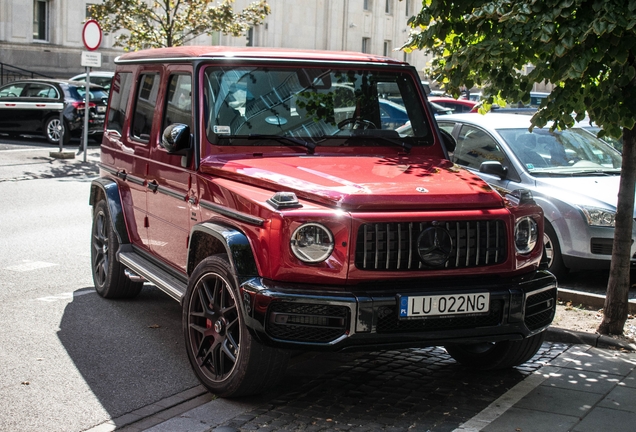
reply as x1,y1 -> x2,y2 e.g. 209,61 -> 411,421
439,120 -> 520,191
103,70 -> 155,250
146,69 -> 194,271
22,82 -> 62,133
0,82 -> 28,133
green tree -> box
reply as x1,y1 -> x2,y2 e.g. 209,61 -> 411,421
88,0 -> 270,51
401,0 -> 636,335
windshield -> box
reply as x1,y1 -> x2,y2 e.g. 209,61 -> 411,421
203,65 -> 433,148
71,86 -> 109,102
584,126 -> 623,153
497,127 -> 622,174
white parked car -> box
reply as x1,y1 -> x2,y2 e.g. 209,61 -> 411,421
70,71 -> 114,92
435,113 -> 631,279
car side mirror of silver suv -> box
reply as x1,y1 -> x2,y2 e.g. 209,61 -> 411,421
480,160 -> 508,179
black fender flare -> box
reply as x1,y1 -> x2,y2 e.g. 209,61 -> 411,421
188,222 -> 258,280
89,178 -> 130,245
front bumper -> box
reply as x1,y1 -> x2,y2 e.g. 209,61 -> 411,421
240,270 -> 557,351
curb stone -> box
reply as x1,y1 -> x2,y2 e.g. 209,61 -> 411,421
550,287 -> 636,351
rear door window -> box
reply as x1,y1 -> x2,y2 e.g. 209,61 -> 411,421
162,74 -> 192,131
106,72 -> 133,135
131,73 -> 160,142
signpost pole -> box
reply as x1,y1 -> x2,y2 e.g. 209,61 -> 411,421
80,19 -> 102,163
58,109 -> 64,153
82,67 -> 90,162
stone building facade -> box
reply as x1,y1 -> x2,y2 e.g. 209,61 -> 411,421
0,0 -> 432,82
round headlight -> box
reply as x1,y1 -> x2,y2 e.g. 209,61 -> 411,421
290,223 -> 334,263
515,216 -> 538,254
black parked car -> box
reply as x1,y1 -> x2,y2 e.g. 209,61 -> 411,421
0,79 -> 109,144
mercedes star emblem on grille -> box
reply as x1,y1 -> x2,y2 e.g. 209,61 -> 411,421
417,226 -> 453,267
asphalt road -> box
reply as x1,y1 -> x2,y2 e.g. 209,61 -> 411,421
0,135 -> 201,431
0,133 -> 621,432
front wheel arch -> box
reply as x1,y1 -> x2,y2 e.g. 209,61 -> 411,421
188,222 -> 259,278
543,221 -> 568,280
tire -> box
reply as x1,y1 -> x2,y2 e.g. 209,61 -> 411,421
183,255 -> 290,397
91,200 -> 143,299
92,133 -> 104,143
543,221 -> 568,280
44,117 -> 71,145
445,331 -> 546,370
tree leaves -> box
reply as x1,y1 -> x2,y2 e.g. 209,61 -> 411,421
401,0 -> 635,138
88,0 -> 270,51
401,0 -> 636,336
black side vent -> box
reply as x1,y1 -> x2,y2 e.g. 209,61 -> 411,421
267,302 -> 349,343
524,288 -> 557,331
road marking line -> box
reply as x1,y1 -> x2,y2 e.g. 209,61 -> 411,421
0,148 -> 51,152
5,261 -> 58,272
37,290 -> 94,302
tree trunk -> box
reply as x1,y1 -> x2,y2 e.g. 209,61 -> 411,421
598,127 -> 636,335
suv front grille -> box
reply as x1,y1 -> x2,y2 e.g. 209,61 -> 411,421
376,300 -> 504,333
355,220 -> 507,271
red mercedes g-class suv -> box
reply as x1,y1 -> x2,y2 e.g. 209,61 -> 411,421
89,46 -> 556,397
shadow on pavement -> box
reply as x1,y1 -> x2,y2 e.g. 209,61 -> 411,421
214,345 -> 568,431
24,154 -> 100,180
57,285 -> 199,418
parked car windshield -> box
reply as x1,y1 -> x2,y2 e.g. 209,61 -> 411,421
497,127 -> 622,174
68,85 -> 109,102
203,65 -> 433,147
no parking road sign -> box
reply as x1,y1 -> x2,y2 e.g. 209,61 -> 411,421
82,19 -> 102,51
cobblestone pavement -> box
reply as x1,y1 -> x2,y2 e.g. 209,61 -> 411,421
208,342 -> 570,432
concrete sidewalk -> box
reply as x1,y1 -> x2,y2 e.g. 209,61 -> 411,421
455,344 -> 636,432
0,145 -> 100,182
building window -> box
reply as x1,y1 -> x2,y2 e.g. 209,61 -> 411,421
362,38 -> 371,54
363,0 -> 372,11
33,0 -> 48,41
405,0 -> 410,16
246,27 -> 254,46
383,40 -> 392,56
385,0 -> 393,14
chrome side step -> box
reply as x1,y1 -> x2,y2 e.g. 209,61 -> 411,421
118,250 -> 187,302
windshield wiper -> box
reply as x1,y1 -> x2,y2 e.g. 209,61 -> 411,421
248,134 -> 316,154
344,135 -> 412,153
531,169 -> 620,177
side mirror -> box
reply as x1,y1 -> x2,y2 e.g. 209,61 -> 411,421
161,123 -> 191,154
439,129 -> 456,152
480,161 -> 508,179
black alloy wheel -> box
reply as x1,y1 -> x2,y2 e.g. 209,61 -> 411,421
91,200 -> 143,298
184,255 -> 289,397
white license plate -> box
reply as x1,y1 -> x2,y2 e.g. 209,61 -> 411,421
97,106 -> 107,113
398,293 -> 490,318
